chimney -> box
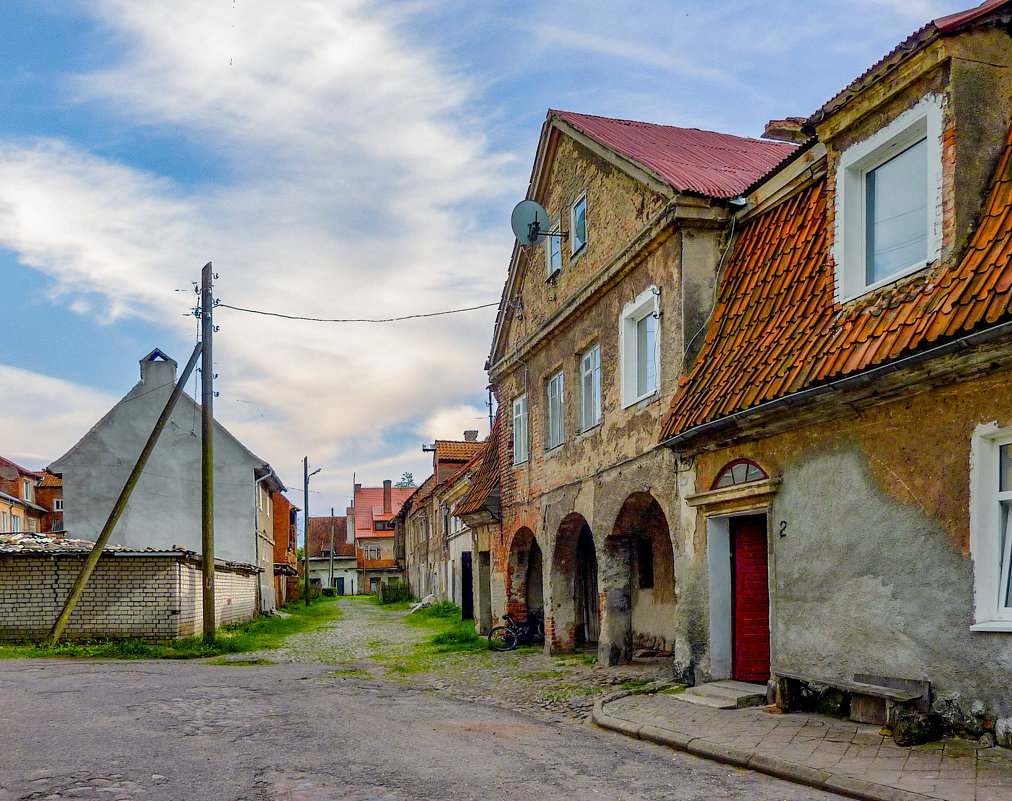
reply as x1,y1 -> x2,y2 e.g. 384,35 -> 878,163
139,349 -> 178,386
383,479 -> 392,514
761,117 -> 809,144
346,506 -> 355,544
464,430 -> 479,442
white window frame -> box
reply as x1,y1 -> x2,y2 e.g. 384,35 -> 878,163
512,394 -> 529,465
580,344 -> 602,432
834,94 -> 943,303
570,193 -> 587,256
546,220 -> 562,279
11,514 -> 20,533
1,512 -> 6,532
970,422 -> 1012,631
22,479 -> 33,503
546,370 -> 565,451
620,286 -> 661,408
53,498 -> 64,512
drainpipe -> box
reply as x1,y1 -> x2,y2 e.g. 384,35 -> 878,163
254,467 -> 277,613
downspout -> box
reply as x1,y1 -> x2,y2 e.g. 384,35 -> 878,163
254,468 -> 276,613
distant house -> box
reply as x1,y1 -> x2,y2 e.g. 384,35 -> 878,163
305,515 -> 356,595
350,481 -> 413,594
272,494 -> 299,606
35,472 -> 63,534
0,456 -> 45,534
48,349 -> 288,615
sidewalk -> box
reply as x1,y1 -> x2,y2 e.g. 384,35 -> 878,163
593,690 -> 1012,801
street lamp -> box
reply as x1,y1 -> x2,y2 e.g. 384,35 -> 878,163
304,457 -> 321,607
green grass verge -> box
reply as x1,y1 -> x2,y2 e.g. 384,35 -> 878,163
0,596 -> 341,660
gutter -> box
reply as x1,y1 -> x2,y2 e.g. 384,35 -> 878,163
659,318 -> 1012,452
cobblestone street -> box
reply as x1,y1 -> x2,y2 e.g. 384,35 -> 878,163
247,597 -> 674,722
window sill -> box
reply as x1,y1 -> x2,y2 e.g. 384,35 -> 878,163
621,390 -> 660,411
838,258 -> 929,304
545,442 -> 565,456
970,621 -> 1012,633
576,421 -> 602,441
570,243 -> 587,263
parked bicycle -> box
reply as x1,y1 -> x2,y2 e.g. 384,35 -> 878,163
487,608 -> 544,651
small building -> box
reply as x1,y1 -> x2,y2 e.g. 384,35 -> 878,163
350,480 -> 413,594
0,456 -> 46,534
35,471 -> 64,534
306,515 -> 356,595
48,349 -> 287,613
272,494 -> 299,606
0,532 -> 258,641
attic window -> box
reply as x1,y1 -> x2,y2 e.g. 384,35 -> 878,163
571,194 -> 587,256
834,94 -> 942,302
712,459 -> 767,490
546,220 -> 562,279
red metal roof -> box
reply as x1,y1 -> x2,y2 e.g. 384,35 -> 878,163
551,110 -> 796,199
659,121 -> 1012,443
306,516 -> 352,558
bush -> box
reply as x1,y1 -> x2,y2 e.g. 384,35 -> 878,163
322,587 -> 335,597
408,601 -> 460,620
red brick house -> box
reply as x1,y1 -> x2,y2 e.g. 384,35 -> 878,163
0,456 -> 45,535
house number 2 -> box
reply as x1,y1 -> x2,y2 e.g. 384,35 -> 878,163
778,520 -> 788,538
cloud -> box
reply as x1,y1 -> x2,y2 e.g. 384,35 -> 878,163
0,365 -> 118,470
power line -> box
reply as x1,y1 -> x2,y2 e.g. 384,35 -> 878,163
216,300 -> 498,323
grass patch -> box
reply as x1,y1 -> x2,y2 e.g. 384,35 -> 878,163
207,657 -> 275,666
619,678 -> 652,691
661,685 -> 687,695
0,596 -> 341,660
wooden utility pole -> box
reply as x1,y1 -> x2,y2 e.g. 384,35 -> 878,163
201,262 -> 216,642
304,458 -> 310,606
329,507 -> 335,591
44,342 -> 203,645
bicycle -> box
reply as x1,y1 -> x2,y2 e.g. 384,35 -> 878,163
487,608 -> 544,651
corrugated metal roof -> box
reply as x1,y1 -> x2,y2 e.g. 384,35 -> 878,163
658,120 -> 1012,443
306,516 -> 352,557
551,110 -> 796,199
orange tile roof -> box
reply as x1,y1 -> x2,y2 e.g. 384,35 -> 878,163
434,440 -> 484,463
38,472 -> 62,488
352,485 -> 414,538
659,122 -> 1012,444
457,413 -> 501,516
306,516 -> 352,558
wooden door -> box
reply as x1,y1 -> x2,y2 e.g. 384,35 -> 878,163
461,552 -> 474,620
731,516 -> 770,682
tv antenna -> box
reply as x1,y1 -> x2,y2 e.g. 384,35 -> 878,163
511,200 -> 568,247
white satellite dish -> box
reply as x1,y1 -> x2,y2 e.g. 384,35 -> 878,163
0,466 -> 19,481
511,200 -> 551,246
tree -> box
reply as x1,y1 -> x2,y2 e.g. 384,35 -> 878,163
394,472 -> 415,487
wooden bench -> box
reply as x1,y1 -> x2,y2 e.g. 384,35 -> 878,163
773,670 -> 930,726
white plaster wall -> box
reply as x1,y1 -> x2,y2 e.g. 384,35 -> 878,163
51,357 -> 262,565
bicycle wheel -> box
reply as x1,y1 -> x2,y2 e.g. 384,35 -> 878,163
488,626 -> 518,651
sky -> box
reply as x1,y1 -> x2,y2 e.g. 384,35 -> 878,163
0,0 -> 961,519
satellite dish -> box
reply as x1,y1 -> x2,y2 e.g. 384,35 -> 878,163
511,200 -> 551,246
0,467 -> 18,481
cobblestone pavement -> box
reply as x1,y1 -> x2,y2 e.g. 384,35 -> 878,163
597,692 -> 1012,801
245,597 -> 675,723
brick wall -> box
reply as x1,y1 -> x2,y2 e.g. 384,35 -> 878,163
0,554 -> 258,641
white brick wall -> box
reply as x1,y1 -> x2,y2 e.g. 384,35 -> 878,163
0,554 -> 258,641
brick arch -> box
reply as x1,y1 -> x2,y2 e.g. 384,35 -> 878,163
550,512 -> 599,651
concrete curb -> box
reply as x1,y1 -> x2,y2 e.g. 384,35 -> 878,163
591,698 -> 936,801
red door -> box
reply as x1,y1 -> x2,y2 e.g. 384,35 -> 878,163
731,516 -> 770,682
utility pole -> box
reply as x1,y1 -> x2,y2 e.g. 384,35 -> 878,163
201,262 -> 216,643
329,507 -> 335,591
303,458 -> 320,606
487,386 -> 494,432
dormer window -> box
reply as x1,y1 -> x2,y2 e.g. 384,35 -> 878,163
834,94 -> 942,302
570,193 -> 587,256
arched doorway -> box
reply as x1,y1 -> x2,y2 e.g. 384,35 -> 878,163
550,513 -> 600,651
506,527 -> 541,619
602,492 -> 675,665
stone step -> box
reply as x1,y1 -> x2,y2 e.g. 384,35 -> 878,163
678,680 -> 767,709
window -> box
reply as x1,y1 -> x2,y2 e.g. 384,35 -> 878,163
1,512 -> 6,532
22,480 -> 33,503
570,194 -> 587,256
53,499 -> 64,512
971,424 -> 1012,630
834,94 -> 942,302
11,515 -> 20,533
546,222 -> 562,278
620,287 -> 660,407
512,394 -> 529,465
546,370 -> 565,450
580,345 -> 601,431
712,458 -> 768,490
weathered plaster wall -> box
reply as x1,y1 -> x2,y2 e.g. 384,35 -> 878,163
52,358 -> 262,566
688,363 -> 1012,725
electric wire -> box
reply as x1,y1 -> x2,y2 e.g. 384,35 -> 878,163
216,299 -> 497,321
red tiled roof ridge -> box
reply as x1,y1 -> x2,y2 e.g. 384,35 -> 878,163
658,118 -> 1012,443
808,1 -> 1012,128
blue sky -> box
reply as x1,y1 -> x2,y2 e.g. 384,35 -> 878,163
0,0 -> 959,516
